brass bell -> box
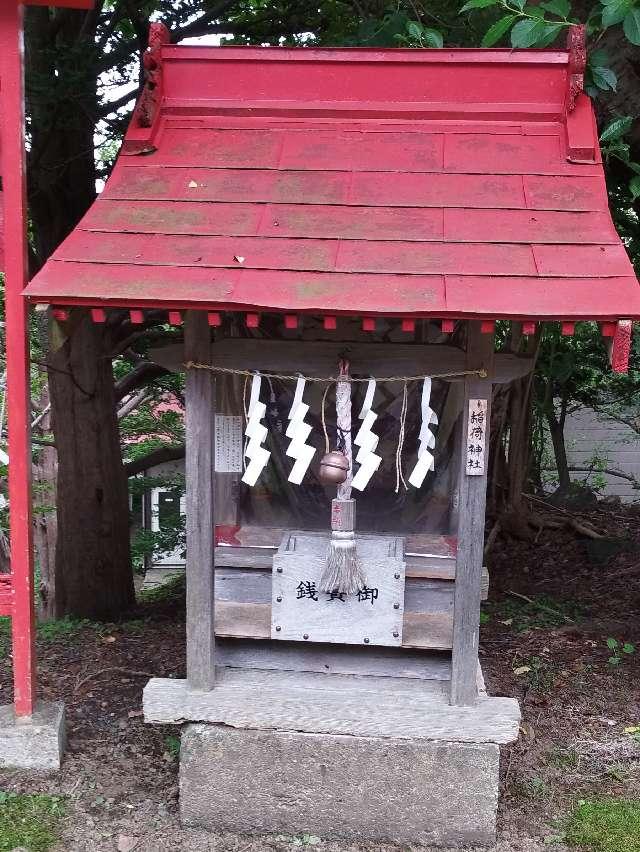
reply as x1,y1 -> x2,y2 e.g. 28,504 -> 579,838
318,450 -> 350,485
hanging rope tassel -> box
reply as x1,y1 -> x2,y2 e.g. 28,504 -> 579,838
320,359 -> 367,595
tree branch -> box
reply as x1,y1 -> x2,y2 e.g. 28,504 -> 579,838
117,388 -> 149,420
124,444 -> 185,478
97,86 -> 138,117
543,465 -> 640,488
115,362 -> 169,401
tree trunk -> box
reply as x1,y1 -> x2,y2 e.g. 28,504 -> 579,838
487,327 -> 540,516
546,404 -> 572,495
25,9 -> 134,619
48,312 -> 134,619
26,7 -> 98,267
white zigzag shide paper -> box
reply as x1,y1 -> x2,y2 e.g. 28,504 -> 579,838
352,378 -> 382,491
241,373 -> 271,486
285,376 -> 316,484
408,376 -> 438,489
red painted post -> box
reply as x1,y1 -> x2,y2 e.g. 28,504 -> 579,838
90,308 -> 107,323
323,316 -> 337,331
441,319 -> 455,334
522,321 -> 537,336
207,311 -> 222,327
401,319 -> 415,333
284,314 -> 298,329
561,321 -> 575,336
0,1 -> 36,716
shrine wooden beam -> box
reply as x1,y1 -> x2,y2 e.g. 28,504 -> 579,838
150,339 -> 535,385
184,312 -> 216,690
450,322 -> 495,706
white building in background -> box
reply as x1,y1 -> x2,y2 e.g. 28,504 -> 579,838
559,406 -> 640,502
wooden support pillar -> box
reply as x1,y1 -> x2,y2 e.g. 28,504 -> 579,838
450,322 -> 494,706
185,311 -> 216,691
0,2 -> 37,717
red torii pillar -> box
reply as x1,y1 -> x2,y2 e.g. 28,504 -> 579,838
0,0 -> 93,720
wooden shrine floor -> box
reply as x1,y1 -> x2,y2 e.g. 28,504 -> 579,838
143,667 -> 520,744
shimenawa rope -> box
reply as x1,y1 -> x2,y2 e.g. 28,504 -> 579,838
185,362 -> 487,382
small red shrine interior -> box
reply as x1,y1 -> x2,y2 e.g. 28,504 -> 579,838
22,26 -> 640,371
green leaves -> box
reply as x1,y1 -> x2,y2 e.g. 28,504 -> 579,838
591,64 -> 618,91
536,22 -> 564,46
422,28 -> 444,48
606,637 -> 635,665
601,0 -> 632,28
629,176 -> 640,199
459,0 -> 499,11
597,0 -> 640,45
482,14 -> 517,45
510,18 -> 561,46
600,115 -> 633,142
623,7 -> 640,43
460,0 -> 572,47
541,0 -> 571,16
510,18 -> 545,46
396,20 -> 444,48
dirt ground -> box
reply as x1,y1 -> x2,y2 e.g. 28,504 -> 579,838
0,502 -> 638,852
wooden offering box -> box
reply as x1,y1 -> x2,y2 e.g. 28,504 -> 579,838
271,532 -> 406,647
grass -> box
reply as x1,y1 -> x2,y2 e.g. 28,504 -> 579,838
490,594 -> 584,633
164,734 -> 181,758
137,572 -> 185,606
37,617 -> 95,643
565,798 -> 640,852
0,791 -> 65,852
0,614 -> 153,660
547,745 -> 580,770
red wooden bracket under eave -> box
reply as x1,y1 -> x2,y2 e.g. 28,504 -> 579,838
609,320 -> 633,374
91,308 -> 106,323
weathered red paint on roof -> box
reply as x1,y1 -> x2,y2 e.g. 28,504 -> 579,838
24,34 -> 640,321
0,197 -> 4,271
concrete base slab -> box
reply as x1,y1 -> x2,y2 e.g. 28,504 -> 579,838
180,724 -> 500,847
0,701 -> 65,770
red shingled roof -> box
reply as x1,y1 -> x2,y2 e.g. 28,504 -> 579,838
0,108 -> 4,271
24,32 -> 640,323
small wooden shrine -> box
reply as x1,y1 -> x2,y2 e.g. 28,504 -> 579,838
8,18 -> 640,847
